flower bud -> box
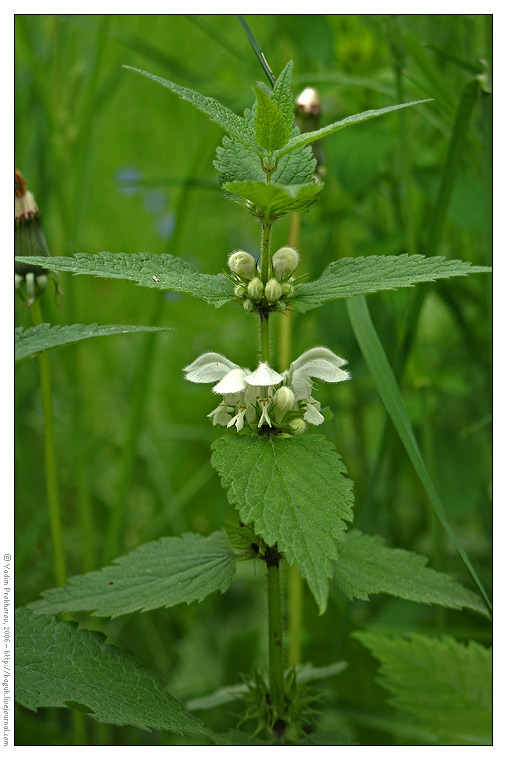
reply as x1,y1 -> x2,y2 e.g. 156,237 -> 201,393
272,386 -> 295,423
234,283 -> 247,298
228,250 -> 257,279
264,278 -> 282,303
288,418 -> 306,435
272,247 -> 299,280
275,301 -> 286,313
247,277 -> 264,301
281,282 -> 293,296
243,298 -> 254,312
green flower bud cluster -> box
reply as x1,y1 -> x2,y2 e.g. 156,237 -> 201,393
227,246 -> 299,314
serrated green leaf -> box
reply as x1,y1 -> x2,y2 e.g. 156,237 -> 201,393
223,180 -> 322,222
293,254 -> 492,313
272,143 -> 317,185
214,135 -> 265,186
210,433 -> 354,614
15,608 -> 224,742
270,60 -> 295,128
15,323 -> 173,362
332,531 -> 487,614
354,632 -> 492,745
29,531 -> 236,618
253,86 -> 292,152
15,253 -> 234,307
124,65 -> 260,153
274,99 -> 432,158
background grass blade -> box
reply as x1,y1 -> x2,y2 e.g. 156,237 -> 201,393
346,294 -> 491,614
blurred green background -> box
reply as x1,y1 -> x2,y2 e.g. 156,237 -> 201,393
15,14 -> 492,745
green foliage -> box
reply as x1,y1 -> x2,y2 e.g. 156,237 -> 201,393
15,323 -> 173,362
253,87 -> 292,151
214,135 -> 265,186
271,144 -> 316,184
355,632 -> 492,745
15,608 -> 223,742
124,65 -> 260,153
332,531 -> 486,614
15,253 -> 234,307
269,60 -> 296,128
293,254 -> 491,312
29,531 -> 236,618
211,433 -> 354,614
346,295 -> 492,614
223,180 -> 322,221
274,99 -> 432,158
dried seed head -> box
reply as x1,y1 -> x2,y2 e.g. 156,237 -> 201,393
15,169 -> 39,223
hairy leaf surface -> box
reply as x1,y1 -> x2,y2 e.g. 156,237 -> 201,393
270,60 -> 295,128
355,632 -> 492,745
332,531 -> 487,614
253,87 -> 292,151
275,99 -> 432,158
125,65 -> 259,152
15,253 -> 234,307
211,433 -> 354,613
15,608 -> 224,741
15,323 -> 172,362
293,254 -> 491,312
214,135 -> 265,186
272,143 -> 317,184
29,532 -> 236,618
224,180 -> 322,221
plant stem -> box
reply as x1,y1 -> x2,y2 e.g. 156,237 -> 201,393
267,561 -> 285,716
259,222 -> 272,364
280,212 -> 303,667
31,300 -> 67,587
260,222 -> 272,283
260,314 -> 270,364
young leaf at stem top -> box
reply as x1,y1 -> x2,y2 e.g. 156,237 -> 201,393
253,86 -> 293,153
270,60 -> 296,129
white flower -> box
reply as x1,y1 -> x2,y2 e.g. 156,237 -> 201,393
245,362 -> 284,388
286,346 -> 350,425
183,352 -> 238,383
183,346 -> 349,431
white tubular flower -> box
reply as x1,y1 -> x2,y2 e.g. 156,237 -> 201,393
286,346 -> 350,426
245,362 -> 284,388
288,347 -> 350,401
213,367 -> 249,395
183,352 -> 238,383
